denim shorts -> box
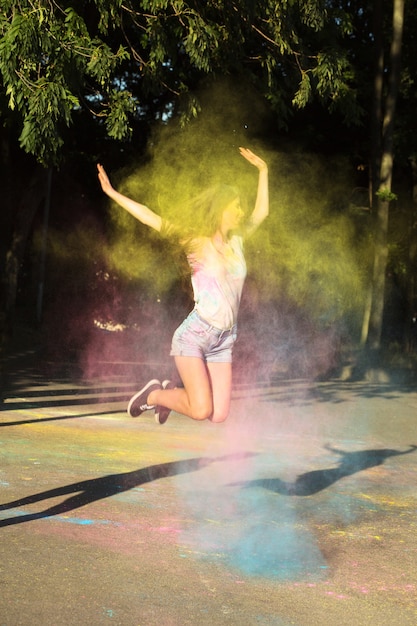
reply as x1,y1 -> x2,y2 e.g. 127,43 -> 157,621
170,309 -> 237,363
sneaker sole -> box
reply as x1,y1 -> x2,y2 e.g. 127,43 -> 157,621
155,380 -> 175,424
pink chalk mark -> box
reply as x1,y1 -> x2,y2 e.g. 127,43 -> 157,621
152,526 -> 181,534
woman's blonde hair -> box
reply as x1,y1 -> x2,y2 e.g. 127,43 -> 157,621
160,184 -> 241,288
186,184 -> 240,237
160,184 -> 241,252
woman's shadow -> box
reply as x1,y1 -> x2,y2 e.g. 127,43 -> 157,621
0,453 -> 252,527
231,445 -> 417,496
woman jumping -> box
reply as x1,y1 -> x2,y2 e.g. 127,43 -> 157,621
97,147 -> 268,424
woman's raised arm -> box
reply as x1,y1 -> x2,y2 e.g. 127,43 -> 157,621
97,163 -> 162,232
239,147 -> 269,234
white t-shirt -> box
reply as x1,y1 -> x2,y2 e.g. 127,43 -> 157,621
187,235 -> 247,330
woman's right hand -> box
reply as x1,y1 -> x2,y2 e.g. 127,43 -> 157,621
97,163 -> 113,195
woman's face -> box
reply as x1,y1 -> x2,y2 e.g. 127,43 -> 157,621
221,197 -> 244,232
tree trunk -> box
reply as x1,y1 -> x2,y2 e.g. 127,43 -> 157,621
1,166 -> 47,340
360,0 -> 383,347
405,157 -> 417,352
369,0 -> 384,207
366,0 -> 405,350
367,197 -> 390,348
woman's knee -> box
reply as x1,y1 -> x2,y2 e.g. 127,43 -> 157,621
210,410 -> 229,424
190,401 -> 213,421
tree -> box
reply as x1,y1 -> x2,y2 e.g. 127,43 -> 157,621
363,0 -> 405,349
0,1 -> 360,166
0,1 -> 133,165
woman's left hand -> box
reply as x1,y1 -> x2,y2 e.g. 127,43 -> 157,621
239,147 -> 267,172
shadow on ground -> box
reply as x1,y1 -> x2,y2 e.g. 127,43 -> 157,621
0,453 -> 254,527
230,444 -> 417,496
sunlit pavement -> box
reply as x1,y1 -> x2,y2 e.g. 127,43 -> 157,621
1,357 -> 417,625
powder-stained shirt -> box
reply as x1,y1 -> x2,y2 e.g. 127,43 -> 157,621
187,235 -> 247,330
160,220 -> 247,330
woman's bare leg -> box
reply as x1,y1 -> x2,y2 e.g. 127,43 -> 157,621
147,356 -> 213,420
206,361 -> 232,423
148,358 -> 233,422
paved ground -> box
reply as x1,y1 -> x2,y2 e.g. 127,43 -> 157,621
1,348 -> 417,625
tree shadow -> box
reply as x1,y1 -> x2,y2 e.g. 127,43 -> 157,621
0,411 -> 123,427
0,383 -> 136,415
0,453 -> 253,527
231,445 -> 417,496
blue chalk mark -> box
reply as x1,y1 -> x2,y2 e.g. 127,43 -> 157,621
226,521 -> 327,581
0,508 -> 114,527
177,476 -> 329,582
47,514 -> 115,526
53,517 -> 95,525
223,485 -> 328,581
